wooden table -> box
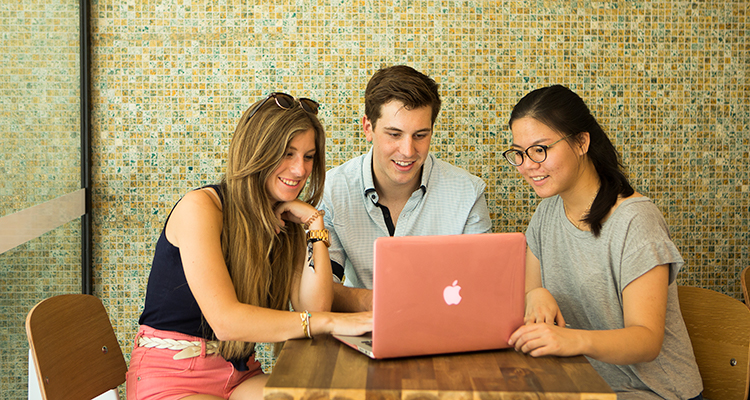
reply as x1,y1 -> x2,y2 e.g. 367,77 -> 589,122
264,334 -> 616,400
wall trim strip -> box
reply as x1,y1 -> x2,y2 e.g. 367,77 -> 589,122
80,0 -> 92,294
0,189 -> 86,254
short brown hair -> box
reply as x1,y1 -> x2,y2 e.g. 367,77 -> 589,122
364,65 -> 441,129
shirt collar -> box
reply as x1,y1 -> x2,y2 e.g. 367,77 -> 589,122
363,148 -> 431,203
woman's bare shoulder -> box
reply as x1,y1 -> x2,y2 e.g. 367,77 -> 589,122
182,187 -> 222,209
166,187 -> 223,246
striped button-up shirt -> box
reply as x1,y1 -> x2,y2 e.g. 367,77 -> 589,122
321,148 -> 493,289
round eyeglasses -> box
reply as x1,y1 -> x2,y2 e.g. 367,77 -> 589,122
246,92 -> 319,121
502,135 -> 573,166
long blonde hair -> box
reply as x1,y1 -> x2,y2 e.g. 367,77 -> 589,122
216,97 -> 325,360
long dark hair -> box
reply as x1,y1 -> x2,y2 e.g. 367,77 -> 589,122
508,85 -> 634,236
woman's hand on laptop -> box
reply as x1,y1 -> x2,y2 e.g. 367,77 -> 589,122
524,287 -> 565,327
315,311 -> 373,337
508,322 -> 581,358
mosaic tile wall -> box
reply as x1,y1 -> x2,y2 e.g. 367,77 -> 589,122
0,0 -> 82,212
0,226 -> 81,399
1,0 -> 82,397
4,0 -> 749,397
88,0 -> 748,380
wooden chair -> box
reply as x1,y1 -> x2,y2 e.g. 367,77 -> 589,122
678,285 -> 750,400
26,294 -> 127,400
742,266 -> 750,308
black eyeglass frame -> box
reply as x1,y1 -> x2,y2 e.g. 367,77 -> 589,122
246,92 -> 319,121
502,134 -> 574,166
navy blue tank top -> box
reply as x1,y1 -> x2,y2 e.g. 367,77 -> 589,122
138,185 -> 252,370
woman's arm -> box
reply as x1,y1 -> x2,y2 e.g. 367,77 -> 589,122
169,189 -> 370,343
522,247 -> 565,326
509,264 -> 669,365
279,202 -> 334,313
281,201 -> 374,313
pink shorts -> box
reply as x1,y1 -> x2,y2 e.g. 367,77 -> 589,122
126,325 -> 264,400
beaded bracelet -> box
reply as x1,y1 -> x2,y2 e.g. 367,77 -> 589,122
303,210 -> 325,230
300,310 -> 312,339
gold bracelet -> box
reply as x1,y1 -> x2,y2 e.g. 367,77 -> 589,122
300,311 -> 312,339
303,210 -> 325,230
305,311 -> 312,339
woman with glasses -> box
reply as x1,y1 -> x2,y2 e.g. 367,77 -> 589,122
505,85 -> 703,400
127,93 -> 372,400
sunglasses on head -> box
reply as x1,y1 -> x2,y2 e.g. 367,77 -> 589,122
246,92 -> 319,121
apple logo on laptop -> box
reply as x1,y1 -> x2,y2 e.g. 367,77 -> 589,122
443,280 -> 462,305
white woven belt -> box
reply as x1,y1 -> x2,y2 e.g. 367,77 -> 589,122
138,336 -> 220,360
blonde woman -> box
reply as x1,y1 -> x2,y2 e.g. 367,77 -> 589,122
127,93 -> 372,400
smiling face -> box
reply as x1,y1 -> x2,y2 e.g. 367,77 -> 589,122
365,100 -> 433,196
509,117 -> 586,199
265,128 -> 316,203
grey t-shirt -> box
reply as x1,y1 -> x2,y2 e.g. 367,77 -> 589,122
526,195 -> 702,400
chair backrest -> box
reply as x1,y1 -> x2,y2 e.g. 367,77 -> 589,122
678,285 -> 750,400
26,294 -> 127,400
742,266 -> 750,308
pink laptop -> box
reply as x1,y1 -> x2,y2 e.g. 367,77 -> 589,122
334,232 -> 525,359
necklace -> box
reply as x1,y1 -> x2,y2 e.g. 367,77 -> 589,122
563,194 -> 596,230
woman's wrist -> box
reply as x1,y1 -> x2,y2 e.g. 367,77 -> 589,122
309,312 -> 334,336
303,209 -> 325,230
307,217 -> 325,231
573,328 -> 592,358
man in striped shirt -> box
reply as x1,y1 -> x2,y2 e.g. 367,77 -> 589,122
322,65 -> 492,312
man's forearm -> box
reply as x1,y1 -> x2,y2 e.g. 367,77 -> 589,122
332,283 -> 373,312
